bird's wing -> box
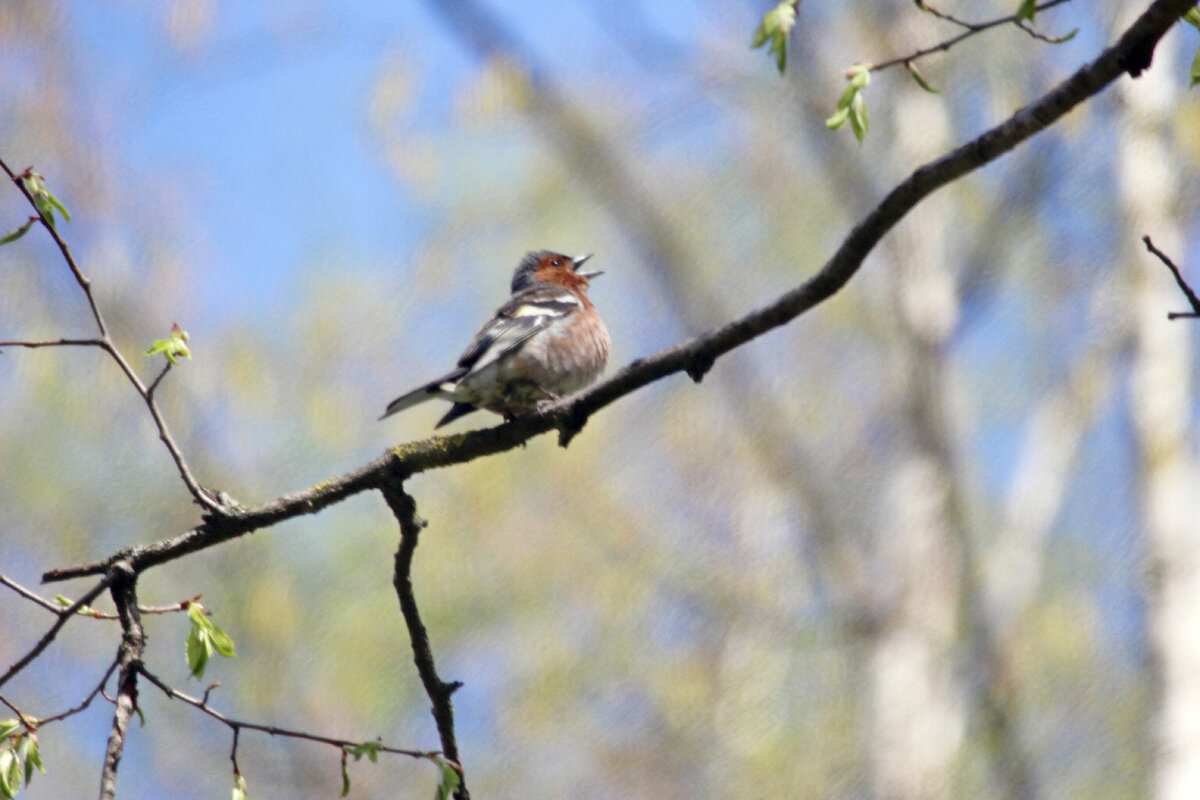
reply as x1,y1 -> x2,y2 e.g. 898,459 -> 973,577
455,287 -> 581,377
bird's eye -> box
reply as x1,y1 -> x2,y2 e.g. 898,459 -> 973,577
550,258 -> 562,267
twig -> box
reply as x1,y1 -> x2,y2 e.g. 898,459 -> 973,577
0,338 -> 105,349
872,0 -> 1074,73
41,0 -> 1197,582
0,158 -> 222,513
35,659 -> 121,727
0,575 -> 113,689
382,480 -> 469,800
0,573 -> 198,619
0,694 -> 36,730
1143,235 -> 1200,319
137,667 -> 434,759
99,563 -> 144,800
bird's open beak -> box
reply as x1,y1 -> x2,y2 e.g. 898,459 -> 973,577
573,253 -> 603,279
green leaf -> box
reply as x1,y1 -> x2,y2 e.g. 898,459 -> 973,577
1057,28 -> 1078,43
751,1 -> 798,74
232,772 -> 247,800
0,219 -> 34,246
144,323 -> 192,366
17,737 -> 40,788
347,742 -> 381,763
0,721 -> 19,741
1184,7 -> 1200,30
186,622 -> 211,679
849,90 -> 869,142
1192,44 -> 1200,87
340,756 -> 352,798
0,749 -> 18,799
1016,0 -> 1037,22
19,173 -> 70,231
825,104 -> 851,129
905,61 -> 941,93
433,756 -> 460,800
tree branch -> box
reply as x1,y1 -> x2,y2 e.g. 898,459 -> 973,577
1143,234 -> 1200,319
39,0 -> 1196,585
137,668 -> 435,759
382,480 -> 468,799
0,575 -> 113,690
98,562 -> 144,800
0,159 -> 222,514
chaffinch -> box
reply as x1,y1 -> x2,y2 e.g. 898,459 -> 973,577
381,250 -> 611,428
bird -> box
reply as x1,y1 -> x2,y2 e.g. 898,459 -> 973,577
380,250 -> 611,428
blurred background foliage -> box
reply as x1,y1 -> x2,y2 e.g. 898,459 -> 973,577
1,1 -> 1198,798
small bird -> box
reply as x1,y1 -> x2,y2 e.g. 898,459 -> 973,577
381,250 -> 611,428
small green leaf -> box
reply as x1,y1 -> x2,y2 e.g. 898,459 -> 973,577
1192,44 -> 1200,87
340,756 -> 352,798
751,1 -> 798,74
849,90 -> 869,142
1016,0 -> 1037,22
347,742 -> 381,763
144,323 -> 192,366
433,756 -> 461,800
134,705 -> 147,727
0,749 -> 18,799
186,623 -> 211,679
17,736 -> 40,788
905,61 -> 941,93
0,219 -> 35,246
207,621 -> 237,659
232,772 -> 248,800
825,104 -> 851,129
1184,7 -> 1200,30
1057,28 -> 1078,43
0,721 -> 19,741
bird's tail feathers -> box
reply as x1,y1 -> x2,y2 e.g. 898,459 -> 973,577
379,371 -> 463,421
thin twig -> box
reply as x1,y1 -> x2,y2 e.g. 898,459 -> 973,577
99,563 -> 144,800
382,480 -> 469,800
0,158 -> 223,513
873,0 -> 1073,72
0,573 -> 198,619
1143,235 -> 1200,319
0,693 -> 36,730
35,659 -> 120,727
0,575 -> 113,690
0,338 -> 105,349
137,667 -> 434,759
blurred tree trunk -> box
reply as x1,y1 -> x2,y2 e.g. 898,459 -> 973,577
1117,30 -> 1200,800
868,88 -> 966,800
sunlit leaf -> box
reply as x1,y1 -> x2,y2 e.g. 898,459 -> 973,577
905,61 -> 941,93
1192,44 -> 1200,86
0,219 -> 35,246
0,721 -> 18,741
232,772 -> 247,800
432,756 -> 460,800
751,1 -> 799,74
0,749 -> 18,799
1016,0 -> 1037,22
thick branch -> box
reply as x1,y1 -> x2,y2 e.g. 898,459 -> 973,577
382,481 -> 468,799
99,562 -> 144,800
41,0 -> 1195,586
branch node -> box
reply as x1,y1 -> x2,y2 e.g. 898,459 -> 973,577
685,350 -> 716,383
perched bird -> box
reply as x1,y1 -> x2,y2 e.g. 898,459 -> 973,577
381,250 -> 610,428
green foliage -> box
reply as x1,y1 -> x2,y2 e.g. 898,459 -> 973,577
1016,0 -> 1037,22
905,61 -> 941,93
185,602 -> 237,679
144,323 -> 192,366
826,64 -> 871,142
0,218 -> 34,246
751,1 -> 799,74
18,172 -> 70,231
432,756 -> 461,800
0,729 -> 44,799
232,772 -> 248,800
1185,8 -> 1200,87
